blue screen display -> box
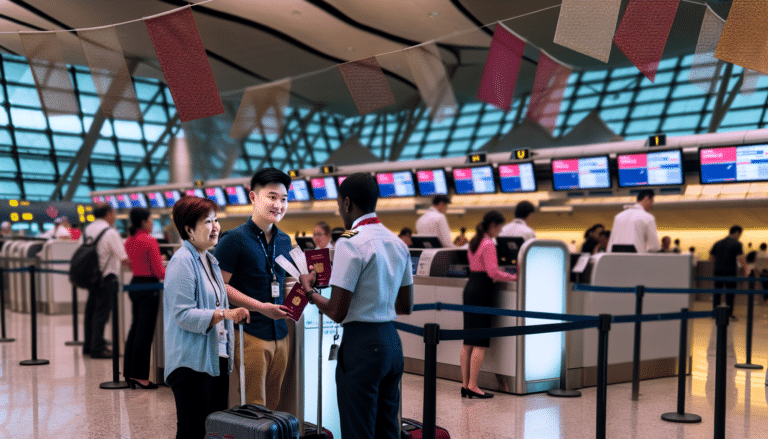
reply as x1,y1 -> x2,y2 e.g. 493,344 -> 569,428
377,171 -> 416,197
551,156 -> 610,190
289,179 -> 311,202
452,166 -> 496,194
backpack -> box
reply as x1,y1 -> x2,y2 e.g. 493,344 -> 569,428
69,227 -> 110,290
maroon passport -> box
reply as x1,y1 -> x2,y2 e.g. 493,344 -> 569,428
284,283 -> 309,321
305,248 -> 331,286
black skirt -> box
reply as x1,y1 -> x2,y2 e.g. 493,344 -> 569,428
462,271 -> 494,347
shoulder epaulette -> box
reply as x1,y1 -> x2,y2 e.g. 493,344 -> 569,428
339,230 -> 359,239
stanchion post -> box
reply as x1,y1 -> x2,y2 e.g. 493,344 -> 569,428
547,328 -> 581,398
65,283 -> 83,346
100,278 -> 129,389
631,285 -> 644,401
661,308 -> 701,423
423,323 -> 439,439
735,293 -> 762,370
20,265 -> 48,366
0,267 -> 15,342
714,305 -> 729,439
596,314 -> 611,439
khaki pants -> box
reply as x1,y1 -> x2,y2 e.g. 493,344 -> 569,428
232,329 -> 289,410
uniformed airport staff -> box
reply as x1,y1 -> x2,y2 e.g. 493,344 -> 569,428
300,172 -> 414,439
415,195 -> 455,248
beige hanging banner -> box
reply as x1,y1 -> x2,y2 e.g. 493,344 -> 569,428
19,32 -> 79,117
689,6 -> 725,92
715,0 -> 768,74
229,78 -> 291,139
403,42 -> 458,123
553,0 -> 622,63
79,27 -> 142,121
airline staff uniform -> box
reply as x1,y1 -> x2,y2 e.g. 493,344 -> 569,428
415,206 -> 454,248
607,204 -> 660,253
498,218 -> 536,241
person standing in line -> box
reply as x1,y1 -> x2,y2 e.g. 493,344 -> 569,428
312,221 -> 334,250
123,207 -> 165,389
163,196 -> 250,439
214,168 -> 293,409
299,173 -> 414,439
82,203 -> 130,359
461,210 -> 516,399
415,195 -> 455,248
607,189 -> 660,253
499,201 -> 536,241
709,225 -> 747,320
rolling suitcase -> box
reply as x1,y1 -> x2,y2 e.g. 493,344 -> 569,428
400,418 -> 450,439
206,325 -> 300,439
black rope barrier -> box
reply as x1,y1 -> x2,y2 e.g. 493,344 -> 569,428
572,284 -> 636,293
735,291 -> 763,370
100,278 -> 129,390
65,282 -> 83,346
35,268 -> 70,276
697,276 -> 768,282
19,266 -> 48,366
661,308 -> 702,424
435,302 -> 596,322
0,267 -> 14,342
439,319 -> 599,341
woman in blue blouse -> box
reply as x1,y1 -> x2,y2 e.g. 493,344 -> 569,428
163,196 -> 250,439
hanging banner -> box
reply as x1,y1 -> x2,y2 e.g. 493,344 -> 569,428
742,69 -> 761,96
477,23 -> 525,112
337,56 -> 396,115
553,0 -> 622,63
715,0 -> 768,74
145,7 -> 224,122
613,0 -> 680,82
403,42 -> 458,123
18,32 -> 79,117
79,27 -> 142,121
526,53 -> 571,134
688,6 -> 725,92
229,78 -> 291,139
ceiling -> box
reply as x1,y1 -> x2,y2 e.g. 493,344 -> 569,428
0,0 -> 735,116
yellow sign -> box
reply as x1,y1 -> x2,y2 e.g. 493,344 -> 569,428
86,214 -> 95,222
21,213 -> 33,220
195,180 -> 204,187
467,153 -> 487,163
512,149 -> 530,160
10,212 -> 18,222
321,165 -> 336,175
288,169 -> 300,178
77,205 -> 85,214
9,200 -> 18,207
648,134 -> 666,147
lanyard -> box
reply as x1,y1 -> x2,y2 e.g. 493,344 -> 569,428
353,216 -> 381,229
255,230 -> 277,281
200,256 -> 221,307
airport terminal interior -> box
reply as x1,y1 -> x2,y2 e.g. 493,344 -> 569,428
3,0 -> 768,438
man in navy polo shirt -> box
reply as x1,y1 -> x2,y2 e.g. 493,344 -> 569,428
214,168 -> 292,409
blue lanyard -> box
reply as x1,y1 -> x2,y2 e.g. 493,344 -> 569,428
256,231 -> 276,282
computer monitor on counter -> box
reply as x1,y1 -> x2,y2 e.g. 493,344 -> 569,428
410,235 -> 442,249
295,236 -> 315,251
496,237 -> 525,265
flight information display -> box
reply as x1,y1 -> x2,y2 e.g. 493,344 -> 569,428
186,188 -> 205,198
337,176 -> 347,186
128,193 -> 148,208
452,165 -> 496,195
115,194 -> 131,209
377,171 -> 416,197
204,187 -> 227,206
416,169 -> 448,196
164,190 -> 182,206
700,144 -> 768,183
289,179 -> 312,202
226,186 -> 249,205
309,177 -> 336,201
147,192 -> 166,208
617,149 -> 683,187
498,163 -> 537,193
92,196 -> 105,203
551,156 -> 611,191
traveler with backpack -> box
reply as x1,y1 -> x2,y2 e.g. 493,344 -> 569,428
82,203 -> 130,359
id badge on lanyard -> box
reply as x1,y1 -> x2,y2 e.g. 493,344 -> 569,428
271,276 -> 280,298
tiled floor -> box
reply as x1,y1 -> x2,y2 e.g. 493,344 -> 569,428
1,300 -> 767,438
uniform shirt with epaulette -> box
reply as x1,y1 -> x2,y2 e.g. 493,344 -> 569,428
329,213 -> 413,324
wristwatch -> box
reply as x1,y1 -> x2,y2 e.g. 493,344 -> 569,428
307,288 -> 319,304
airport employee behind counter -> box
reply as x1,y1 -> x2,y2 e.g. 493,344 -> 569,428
301,172 -> 414,439
607,189 -> 660,253
415,195 -> 455,248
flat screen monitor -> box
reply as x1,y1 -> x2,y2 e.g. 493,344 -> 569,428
186,188 -> 205,198
377,171 -> 416,198
336,176 -> 348,186
92,196 -> 105,203
496,237 -> 525,265
498,162 -> 537,193
288,179 -> 311,202
617,149 -> 683,187
700,144 -> 768,184
415,168 -> 448,196
452,165 -> 496,195
115,194 -> 131,209
409,250 -> 421,276
295,236 -> 316,251
164,190 -> 182,206
411,235 -> 443,249
105,195 -> 119,210
147,192 -> 166,208
310,177 -> 338,201
551,156 -> 611,191
128,193 -> 148,208
225,185 -> 249,205
204,187 -> 227,206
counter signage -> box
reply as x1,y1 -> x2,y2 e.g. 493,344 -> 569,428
415,249 -> 438,277
309,177 -> 337,201
498,163 -> 537,193
147,192 -> 166,208
376,171 -> 416,197
415,169 -> 448,196
225,186 -> 249,205
700,144 -> 768,183
452,165 -> 496,194
617,149 -> 682,187
551,156 -> 611,191
289,179 -> 312,202
204,187 -> 228,206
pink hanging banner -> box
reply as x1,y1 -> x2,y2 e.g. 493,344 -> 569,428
526,53 -> 571,134
19,32 -> 79,117
477,23 -> 526,112
337,57 -> 396,115
145,7 -> 224,122
612,0 -> 681,82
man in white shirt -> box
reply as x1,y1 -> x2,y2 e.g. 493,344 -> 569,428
82,203 -> 130,359
499,201 -> 536,241
415,195 -> 454,248
607,189 -> 661,253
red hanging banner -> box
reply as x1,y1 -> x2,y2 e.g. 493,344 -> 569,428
338,57 -> 396,115
477,23 -> 526,112
145,8 -> 224,122
526,53 -> 571,134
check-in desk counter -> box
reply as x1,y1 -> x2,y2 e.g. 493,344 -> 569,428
568,253 -> 692,387
38,240 -> 86,314
1,238 -> 45,312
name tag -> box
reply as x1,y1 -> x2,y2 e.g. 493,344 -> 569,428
271,281 -> 280,298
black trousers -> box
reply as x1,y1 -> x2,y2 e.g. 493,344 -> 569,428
123,276 -> 160,380
167,357 -> 229,439
83,274 -> 117,354
713,279 -> 736,316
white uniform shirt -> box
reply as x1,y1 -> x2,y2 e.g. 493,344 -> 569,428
329,213 -> 413,324
83,219 -> 128,278
607,204 -> 660,253
415,206 -> 454,248
498,218 -> 536,241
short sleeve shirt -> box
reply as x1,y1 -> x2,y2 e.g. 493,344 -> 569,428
214,219 -> 293,341
84,219 -> 127,278
710,237 -> 744,275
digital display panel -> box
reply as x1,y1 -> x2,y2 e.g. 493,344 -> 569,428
498,162 -> 537,193
376,171 -> 416,198
288,179 -> 311,202
309,177 -> 337,201
128,193 -> 148,208
147,192 -> 166,208
452,165 -> 496,195
204,187 -> 227,206
700,144 -> 768,184
551,156 -> 611,191
115,194 -> 131,209
186,188 -> 205,198
105,195 -> 119,210
617,149 -> 683,187
164,190 -> 182,206
226,186 -> 249,205
415,169 -> 448,196
92,196 -> 105,203
336,176 -> 347,186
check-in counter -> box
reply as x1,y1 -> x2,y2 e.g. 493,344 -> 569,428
3,239 -> 45,313
38,240 -> 86,314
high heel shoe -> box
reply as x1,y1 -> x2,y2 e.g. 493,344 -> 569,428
465,388 -> 493,399
461,387 -> 467,398
127,378 -> 158,389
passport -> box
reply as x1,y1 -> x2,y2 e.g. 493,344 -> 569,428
283,282 -> 309,322
305,248 -> 332,286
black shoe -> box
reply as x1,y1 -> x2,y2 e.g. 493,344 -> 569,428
127,378 -> 158,389
466,389 -> 494,399
461,387 -> 467,398
90,349 -> 113,359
